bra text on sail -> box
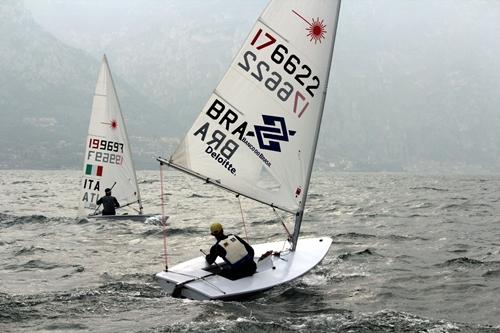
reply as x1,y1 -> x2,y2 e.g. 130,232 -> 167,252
199,98 -> 297,168
193,98 -> 243,161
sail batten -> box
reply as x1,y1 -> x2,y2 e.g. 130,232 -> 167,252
257,18 -> 289,43
212,91 -> 244,116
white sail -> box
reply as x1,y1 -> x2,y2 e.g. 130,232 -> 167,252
170,0 -> 341,213
79,55 -> 142,217
157,0 -> 342,300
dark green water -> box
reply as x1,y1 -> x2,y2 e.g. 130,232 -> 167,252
1,170 -> 499,332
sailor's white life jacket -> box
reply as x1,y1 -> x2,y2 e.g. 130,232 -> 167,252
218,235 -> 249,265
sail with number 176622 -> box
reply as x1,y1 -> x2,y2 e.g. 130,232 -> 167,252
157,0 -> 342,300
79,55 -> 153,221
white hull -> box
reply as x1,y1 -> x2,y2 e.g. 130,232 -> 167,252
87,214 -> 158,222
156,237 -> 332,300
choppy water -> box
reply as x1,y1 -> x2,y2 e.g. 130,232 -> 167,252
1,170 -> 499,332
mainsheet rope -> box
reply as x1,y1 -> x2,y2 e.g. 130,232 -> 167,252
236,195 -> 249,242
236,195 -> 292,245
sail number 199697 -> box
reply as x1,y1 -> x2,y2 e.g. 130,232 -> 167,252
87,138 -> 124,165
237,27 -> 319,118
88,138 -> 124,153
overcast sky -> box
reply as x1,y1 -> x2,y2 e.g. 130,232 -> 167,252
2,0 -> 499,171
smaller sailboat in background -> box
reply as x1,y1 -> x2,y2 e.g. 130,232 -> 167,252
79,55 -> 151,221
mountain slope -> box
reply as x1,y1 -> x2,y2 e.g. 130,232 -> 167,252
0,1 -> 177,169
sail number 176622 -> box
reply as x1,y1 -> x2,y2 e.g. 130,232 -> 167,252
237,28 -> 319,118
251,29 -> 320,98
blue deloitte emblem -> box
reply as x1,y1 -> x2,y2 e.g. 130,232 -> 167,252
246,115 -> 296,152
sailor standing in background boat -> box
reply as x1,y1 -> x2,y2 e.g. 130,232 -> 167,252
96,188 -> 120,215
205,222 -> 257,280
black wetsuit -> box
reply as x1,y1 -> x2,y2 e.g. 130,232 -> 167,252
206,234 -> 257,280
96,195 -> 120,215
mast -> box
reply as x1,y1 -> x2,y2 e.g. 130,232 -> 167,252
291,0 -> 342,251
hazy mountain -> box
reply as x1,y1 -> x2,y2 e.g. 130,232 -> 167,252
323,0 -> 500,172
2,0 -> 500,172
0,1 -> 179,169
24,0 -> 266,134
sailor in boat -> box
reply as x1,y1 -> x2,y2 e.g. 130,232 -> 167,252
96,188 -> 120,215
205,223 -> 257,280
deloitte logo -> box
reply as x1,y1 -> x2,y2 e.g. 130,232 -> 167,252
205,146 -> 236,175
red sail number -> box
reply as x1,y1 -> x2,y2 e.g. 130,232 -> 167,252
250,28 -> 276,50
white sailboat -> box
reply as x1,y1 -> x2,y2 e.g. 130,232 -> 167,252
157,0 -> 342,299
79,55 -> 152,221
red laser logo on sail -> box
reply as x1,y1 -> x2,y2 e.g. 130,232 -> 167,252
101,119 -> 118,129
292,10 -> 327,44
